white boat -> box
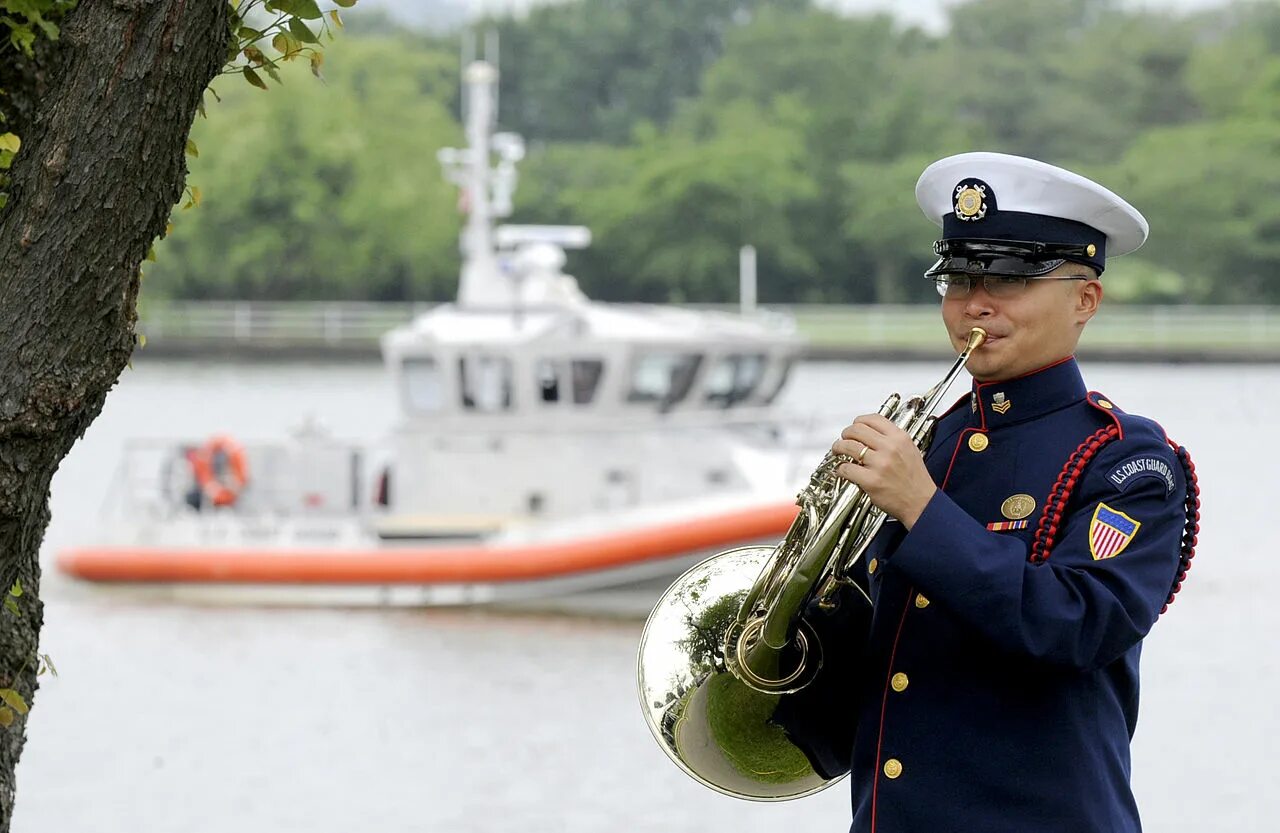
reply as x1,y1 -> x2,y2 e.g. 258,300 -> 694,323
57,61 -> 822,608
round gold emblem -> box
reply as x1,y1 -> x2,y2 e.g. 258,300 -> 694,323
955,185 -> 986,221
1001,494 -> 1036,520
1087,243 -> 1097,257
968,433 -> 989,453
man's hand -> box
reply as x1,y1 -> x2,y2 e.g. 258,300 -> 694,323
832,414 -> 938,530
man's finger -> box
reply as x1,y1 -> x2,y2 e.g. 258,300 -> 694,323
854,413 -> 898,433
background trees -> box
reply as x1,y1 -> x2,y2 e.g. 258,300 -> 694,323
143,0 -> 1280,305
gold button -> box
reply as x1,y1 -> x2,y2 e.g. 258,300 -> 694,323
891,672 -> 909,693
968,433 -> 989,453
883,758 -> 903,779
868,558 -> 879,575
915,594 -> 930,609
1098,399 -> 1114,410
1087,243 -> 1097,257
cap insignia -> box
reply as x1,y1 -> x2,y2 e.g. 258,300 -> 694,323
954,183 -> 988,222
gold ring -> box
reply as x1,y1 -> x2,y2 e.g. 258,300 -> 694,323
856,445 -> 869,465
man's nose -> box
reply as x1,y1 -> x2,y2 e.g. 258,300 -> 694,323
964,285 -> 996,317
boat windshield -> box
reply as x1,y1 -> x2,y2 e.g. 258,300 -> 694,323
460,355 -> 513,412
704,353 -> 767,407
627,352 -> 702,409
403,357 -> 444,413
536,358 -> 605,406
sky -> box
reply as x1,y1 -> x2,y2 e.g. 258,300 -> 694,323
355,0 -> 1237,34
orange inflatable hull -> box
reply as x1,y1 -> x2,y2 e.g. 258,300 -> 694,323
58,502 -> 800,585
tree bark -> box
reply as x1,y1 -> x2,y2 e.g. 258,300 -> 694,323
0,1 -> 228,827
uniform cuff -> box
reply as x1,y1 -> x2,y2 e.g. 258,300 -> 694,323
885,489 -> 987,584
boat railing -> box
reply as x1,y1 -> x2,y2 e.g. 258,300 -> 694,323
102,437 -> 377,523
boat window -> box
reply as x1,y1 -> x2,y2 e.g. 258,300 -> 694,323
535,359 -> 561,403
627,352 -> 702,408
704,353 -> 767,407
403,357 -> 443,413
759,357 -> 794,405
571,359 -> 604,404
460,355 -> 513,412
534,358 -> 605,406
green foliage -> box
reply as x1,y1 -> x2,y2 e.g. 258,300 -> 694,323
935,0 -> 1201,164
149,33 -> 463,300
543,102 -> 820,303
131,0 -> 1280,304
705,671 -> 814,783
0,0 -> 76,56
225,0 -> 358,88
489,0 -> 809,144
1116,117 -> 1280,303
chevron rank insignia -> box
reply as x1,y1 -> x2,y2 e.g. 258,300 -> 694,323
1089,503 -> 1141,560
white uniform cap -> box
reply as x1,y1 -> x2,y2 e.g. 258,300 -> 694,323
916,152 -> 1149,261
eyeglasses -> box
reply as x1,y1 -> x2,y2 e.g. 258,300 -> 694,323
933,275 -> 1090,299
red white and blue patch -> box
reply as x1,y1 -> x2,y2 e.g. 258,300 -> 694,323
1089,503 -> 1141,560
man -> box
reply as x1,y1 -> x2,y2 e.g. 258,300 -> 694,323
814,152 -> 1199,832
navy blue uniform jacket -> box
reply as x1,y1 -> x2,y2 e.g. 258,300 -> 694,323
791,357 -> 1195,833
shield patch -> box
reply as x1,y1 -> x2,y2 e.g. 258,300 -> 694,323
1089,503 -> 1141,560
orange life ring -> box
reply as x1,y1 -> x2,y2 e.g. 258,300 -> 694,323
191,435 -> 249,507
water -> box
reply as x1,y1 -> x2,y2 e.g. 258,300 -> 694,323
13,358 -> 1272,831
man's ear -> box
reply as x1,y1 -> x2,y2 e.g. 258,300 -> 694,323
1077,278 -> 1102,323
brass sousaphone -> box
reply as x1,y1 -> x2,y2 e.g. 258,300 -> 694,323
636,328 -> 987,800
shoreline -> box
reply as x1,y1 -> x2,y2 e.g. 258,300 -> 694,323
129,340 -> 1280,365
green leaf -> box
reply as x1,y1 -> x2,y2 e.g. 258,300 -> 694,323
237,26 -> 264,42
8,580 -> 21,598
10,27 -> 37,58
145,245 -> 156,262
263,62 -> 282,84
329,10 -> 343,29
4,598 -> 18,617
288,17 -> 319,45
292,0 -> 325,20
0,708 -> 12,728
271,0 -> 324,19
189,185 -> 202,207
41,654 -> 57,678
0,690 -> 27,715
243,67 -> 268,90
332,0 -> 358,7
137,332 -> 148,348
0,133 -> 19,153
272,32 -> 301,58
185,139 -> 198,158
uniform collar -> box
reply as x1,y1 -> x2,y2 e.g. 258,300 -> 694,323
969,355 -> 1086,428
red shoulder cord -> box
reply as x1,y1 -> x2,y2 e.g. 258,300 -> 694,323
1028,428 -> 1201,615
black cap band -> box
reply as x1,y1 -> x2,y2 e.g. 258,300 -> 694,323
941,210 -> 1107,273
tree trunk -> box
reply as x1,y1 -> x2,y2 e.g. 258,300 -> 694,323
0,1 -> 228,827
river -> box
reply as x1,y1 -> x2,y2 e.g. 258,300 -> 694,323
12,358 -> 1270,832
